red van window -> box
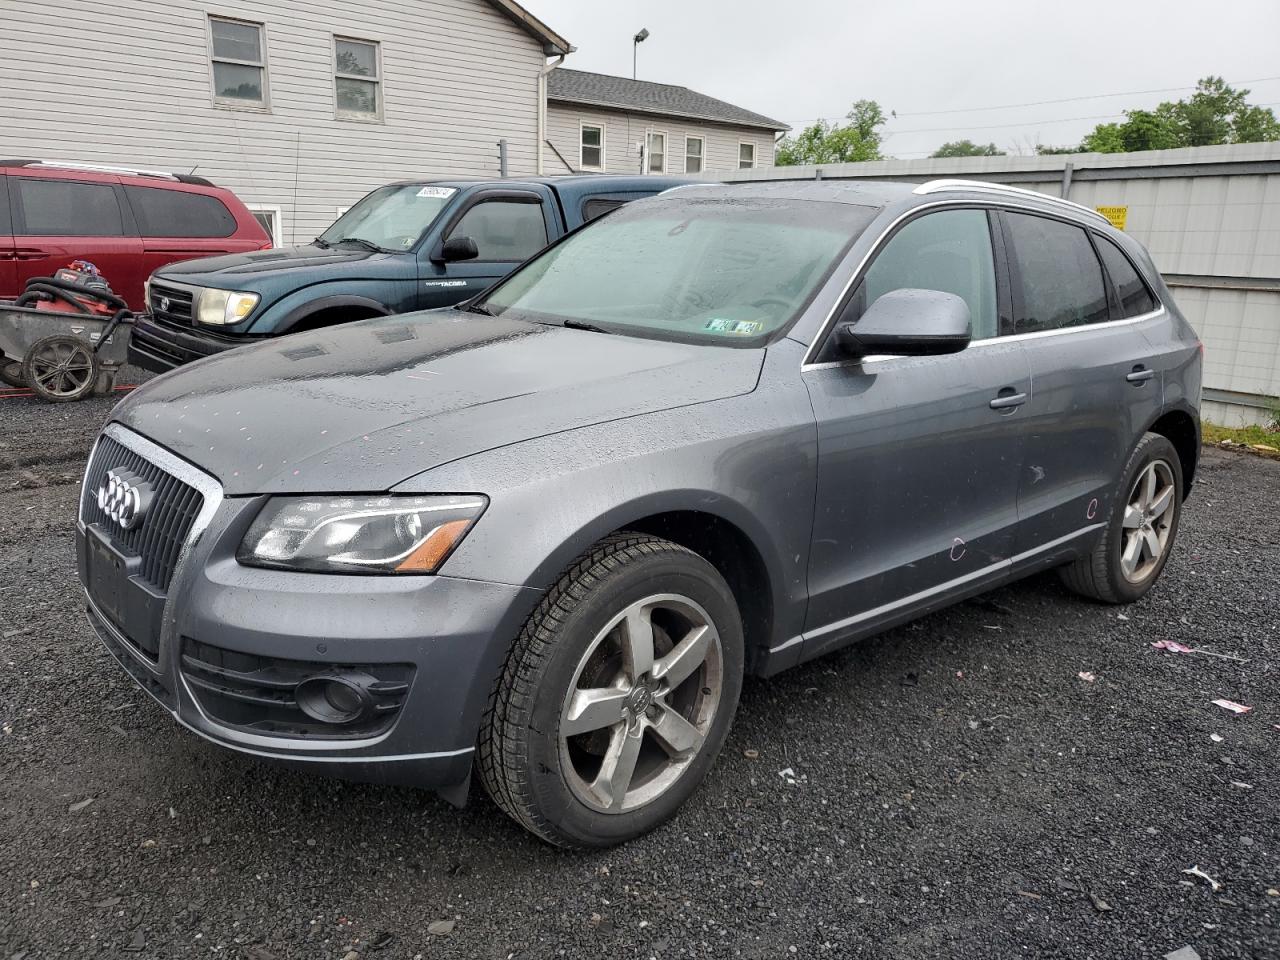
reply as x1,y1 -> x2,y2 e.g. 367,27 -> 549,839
17,178 -> 124,236
125,186 -> 237,238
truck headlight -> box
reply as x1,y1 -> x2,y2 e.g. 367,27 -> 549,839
197,288 -> 260,326
237,495 -> 487,574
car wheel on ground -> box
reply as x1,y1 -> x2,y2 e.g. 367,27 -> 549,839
478,532 -> 744,848
1059,432 -> 1184,604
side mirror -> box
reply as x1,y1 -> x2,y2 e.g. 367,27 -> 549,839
436,236 -> 479,263
836,288 -> 971,359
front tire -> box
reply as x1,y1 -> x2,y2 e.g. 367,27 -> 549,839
1059,432 -> 1183,604
478,533 -> 744,848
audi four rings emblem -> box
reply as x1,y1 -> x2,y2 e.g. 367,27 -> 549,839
96,468 -> 153,531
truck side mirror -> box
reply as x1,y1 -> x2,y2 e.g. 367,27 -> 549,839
436,236 -> 479,263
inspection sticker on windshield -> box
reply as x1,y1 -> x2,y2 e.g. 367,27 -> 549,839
416,186 -> 456,199
704,318 -> 764,335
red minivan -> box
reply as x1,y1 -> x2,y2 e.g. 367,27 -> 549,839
0,161 -> 271,311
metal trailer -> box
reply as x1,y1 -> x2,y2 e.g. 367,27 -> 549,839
0,304 -> 132,402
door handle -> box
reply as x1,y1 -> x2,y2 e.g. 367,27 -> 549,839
1126,366 -> 1155,384
989,388 -> 1028,410
13,249 -> 48,261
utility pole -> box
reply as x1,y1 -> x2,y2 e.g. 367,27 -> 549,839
633,28 -> 648,80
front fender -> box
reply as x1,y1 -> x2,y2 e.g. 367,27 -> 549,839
247,283 -> 395,334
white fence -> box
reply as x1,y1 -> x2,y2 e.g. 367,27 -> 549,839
706,142 -> 1280,427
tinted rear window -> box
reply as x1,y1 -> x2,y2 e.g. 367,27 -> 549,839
1004,211 -> 1108,332
17,178 -> 124,236
1095,234 -> 1157,318
583,198 -> 624,222
125,186 -> 237,238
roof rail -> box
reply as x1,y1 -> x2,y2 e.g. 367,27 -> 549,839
913,178 -> 1110,225
15,160 -> 214,186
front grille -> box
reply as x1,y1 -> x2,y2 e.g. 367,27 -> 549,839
149,281 -> 195,325
81,435 -> 204,591
181,638 -> 413,739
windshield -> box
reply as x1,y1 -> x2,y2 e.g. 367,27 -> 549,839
319,184 -> 457,251
478,196 -> 877,344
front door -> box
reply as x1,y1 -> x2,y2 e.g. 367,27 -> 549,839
419,193 -> 553,309
997,210 -> 1164,557
801,207 -> 1031,659
0,175 -> 16,301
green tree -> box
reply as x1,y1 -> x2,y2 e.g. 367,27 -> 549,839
1081,77 -> 1280,153
1035,144 -> 1082,155
931,139 -> 1004,158
776,99 -> 887,165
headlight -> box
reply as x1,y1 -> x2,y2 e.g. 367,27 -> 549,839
197,288 -> 260,326
238,495 -> 487,574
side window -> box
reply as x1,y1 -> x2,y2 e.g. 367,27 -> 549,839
448,200 -> 548,262
1004,212 -> 1108,332
582,198 -> 624,222
125,186 -> 236,238
17,179 -> 124,236
1095,234 -> 1157,318
860,209 -> 998,340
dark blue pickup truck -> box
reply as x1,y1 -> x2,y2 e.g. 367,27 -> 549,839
129,174 -> 691,372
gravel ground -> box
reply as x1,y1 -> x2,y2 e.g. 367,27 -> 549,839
1,390 -> 1277,960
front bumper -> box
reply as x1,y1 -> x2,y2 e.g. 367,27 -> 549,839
127,314 -> 245,373
76,428 -> 541,792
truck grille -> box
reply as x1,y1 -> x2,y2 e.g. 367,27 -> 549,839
149,280 -> 196,326
81,434 -> 205,591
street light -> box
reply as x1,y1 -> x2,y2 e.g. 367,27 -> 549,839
633,28 -> 649,80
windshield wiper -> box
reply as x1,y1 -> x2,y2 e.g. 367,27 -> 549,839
463,302 -> 493,316
312,237 -> 331,249
334,237 -> 385,253
562,319 -> 611,334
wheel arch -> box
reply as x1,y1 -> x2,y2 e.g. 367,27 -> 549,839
273,295 -> 391,334
1144,405 -> 1200,496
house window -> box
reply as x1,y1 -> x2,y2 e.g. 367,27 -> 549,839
738,142 -> 756,169
210,16 -> 268,106
647,132 -> 666,173
335,37 -> 381,119
684,136 -> 704,173
246,204 -> 283,247
580,124 -> 604,171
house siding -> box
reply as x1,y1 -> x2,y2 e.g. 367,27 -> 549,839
545,102 -> 776,176
0,0 -> 547,243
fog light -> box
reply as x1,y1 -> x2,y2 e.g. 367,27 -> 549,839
296,675 -> 371,725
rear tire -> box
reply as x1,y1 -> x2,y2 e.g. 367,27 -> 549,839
478,533 -> 744,848
1059,432 -> 1183,604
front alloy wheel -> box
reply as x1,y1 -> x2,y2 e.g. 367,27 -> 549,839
479,533 -> 744,848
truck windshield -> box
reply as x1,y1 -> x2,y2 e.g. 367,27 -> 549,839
319,184 -> 458,252
477,196 -> 878,345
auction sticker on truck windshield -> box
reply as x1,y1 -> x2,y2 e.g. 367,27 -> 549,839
417,186 -> 457,199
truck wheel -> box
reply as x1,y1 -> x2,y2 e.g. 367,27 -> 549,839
1059,432 -> 1183,604
478,533 -> 744,848
22,336 -> 100,403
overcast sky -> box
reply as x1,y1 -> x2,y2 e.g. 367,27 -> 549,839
523,0 -> 1280,159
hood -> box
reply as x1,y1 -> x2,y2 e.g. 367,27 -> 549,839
154,244 -> 397,285
114,311 -> 764,495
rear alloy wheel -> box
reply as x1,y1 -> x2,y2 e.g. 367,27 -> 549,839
479,533 -> 744,847
1059,432 -> 1184,604
22,335 -> 99,403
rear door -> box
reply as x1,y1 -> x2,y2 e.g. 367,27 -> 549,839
124,184 -> 246,286
418,189 -> 553,309
0,175 -> 15,300
999,209 -> 1163,560
10,171 -> 145,308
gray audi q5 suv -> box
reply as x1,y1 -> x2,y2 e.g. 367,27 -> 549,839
78,179 -> 1201,847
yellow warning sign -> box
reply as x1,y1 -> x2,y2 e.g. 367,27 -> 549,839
1095,205 -> 1128,230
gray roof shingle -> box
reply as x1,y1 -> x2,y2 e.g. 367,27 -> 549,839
547,69 -> 789,132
